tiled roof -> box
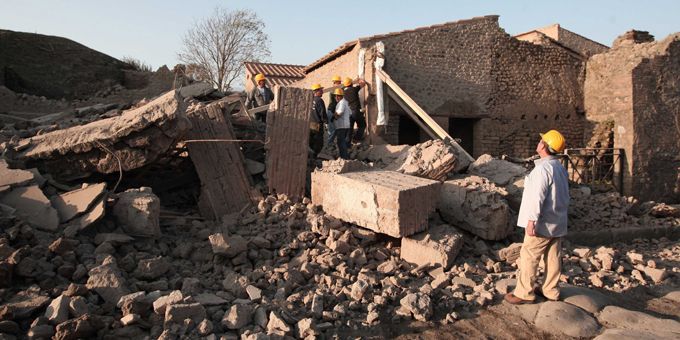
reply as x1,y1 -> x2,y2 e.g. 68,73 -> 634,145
244,62 -> 305,86
303,15 -> 499,73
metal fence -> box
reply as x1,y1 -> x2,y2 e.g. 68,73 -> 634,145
560,148 -> 624,194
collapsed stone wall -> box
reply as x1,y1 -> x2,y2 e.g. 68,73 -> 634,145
584,32 -> 680,203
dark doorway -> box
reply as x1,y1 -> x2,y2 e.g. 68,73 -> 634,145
398,114 -> 422,145
449,118 -> 477,155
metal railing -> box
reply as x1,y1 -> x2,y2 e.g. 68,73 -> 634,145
560,148 -> 624,194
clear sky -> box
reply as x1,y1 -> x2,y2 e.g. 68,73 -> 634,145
1,0 -> 678,69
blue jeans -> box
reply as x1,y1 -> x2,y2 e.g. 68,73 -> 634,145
335,128 -> 350,159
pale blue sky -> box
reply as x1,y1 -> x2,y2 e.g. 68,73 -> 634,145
1,1 -> 678,69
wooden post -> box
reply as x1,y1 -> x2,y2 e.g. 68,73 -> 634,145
265,87 -> 313,198
186,102 -> 254,220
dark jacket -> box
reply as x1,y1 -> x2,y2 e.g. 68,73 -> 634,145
327,92 -> 338,114
245,86 -> 274,109
343,85 -> 362,118
311,96 -> 326,124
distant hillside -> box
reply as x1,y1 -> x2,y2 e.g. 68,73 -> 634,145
0,29 -> 133,99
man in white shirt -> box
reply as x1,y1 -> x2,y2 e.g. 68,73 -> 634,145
333,88 -> 352,159
505,130 -> 570,304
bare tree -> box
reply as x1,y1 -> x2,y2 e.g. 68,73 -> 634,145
178,7 -> 270,92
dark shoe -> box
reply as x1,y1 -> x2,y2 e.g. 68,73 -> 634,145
504,293 -> 534,305
534,287 -> 559,301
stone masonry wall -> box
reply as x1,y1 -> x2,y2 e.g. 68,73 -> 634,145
484,28 -> 586,157
363,16 -> 585,157
299,16 -> 586,158
585,33 -> 680,203
557,26 -> 609,58
631,38 -> 680,203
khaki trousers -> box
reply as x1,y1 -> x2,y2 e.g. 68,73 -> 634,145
513,234 -> 562,301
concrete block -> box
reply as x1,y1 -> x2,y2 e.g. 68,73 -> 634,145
401,224 -> 464,270
312,170 -> 441,237
439,175 -> 514,240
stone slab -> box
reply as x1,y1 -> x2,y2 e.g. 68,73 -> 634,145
594,328 -> 679,340
0,185 -> 59,231
50,183 -> 107,222
400,224 -> 464,270
534,301 -> 600,338
311,170 -> 441,237
0,159 -> 35,188
439,175 -> 513,240
560,284 -> 613,314
597,305 -> 680,334
14,91 -> 190,180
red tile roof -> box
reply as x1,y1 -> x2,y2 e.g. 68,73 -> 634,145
244,62 -> 305,86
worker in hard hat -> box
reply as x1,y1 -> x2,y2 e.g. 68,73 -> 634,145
342,77 -> 367,143
245,73 -> 274,121
326,75 -> 343,145
333,88 -> 352,159
309,84 -> 326,157
505,130 -> 570,305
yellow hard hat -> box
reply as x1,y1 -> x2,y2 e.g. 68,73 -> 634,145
332,75 -> 342,82
540,130 -> 566,153
254,73 -> 266,82
343,77 -> 353,87
333,88 -> 344,96
311,83 -> 323,91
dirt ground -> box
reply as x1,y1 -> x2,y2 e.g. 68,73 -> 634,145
336,283 -> 680,339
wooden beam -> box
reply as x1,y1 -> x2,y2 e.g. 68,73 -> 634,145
386,88 -> 438,140
265,87 -> 312,198
186,102 -> 254,220
376,69 -> 474,164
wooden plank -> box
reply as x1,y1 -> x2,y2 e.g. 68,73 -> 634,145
265,87 -> 313,198
186,102 -> 254,220
377,69 -> 474,164
376,69 -> 450,139
387,88 -> 438,140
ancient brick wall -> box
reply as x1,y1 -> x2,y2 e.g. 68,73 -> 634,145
631,39 -> 680,203
298,16 -> 587,158
484,29 -> 586,158
368,16 -> 584,157
584,33 -> 680,202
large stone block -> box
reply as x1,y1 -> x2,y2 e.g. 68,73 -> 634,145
400,224 -> 464,270
112,187 -> 160,237
468,154 -> 526,210
439,175 -> 514,240
311,170 -> 441,238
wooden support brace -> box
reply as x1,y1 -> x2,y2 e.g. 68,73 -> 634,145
376,69 -> 474,164
386,88 -> 438,140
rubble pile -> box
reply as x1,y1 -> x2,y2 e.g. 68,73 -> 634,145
5,91 -> 191,181
569,189 -> 680,231
559,238 -> 680,291
0,74 -> 678,339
